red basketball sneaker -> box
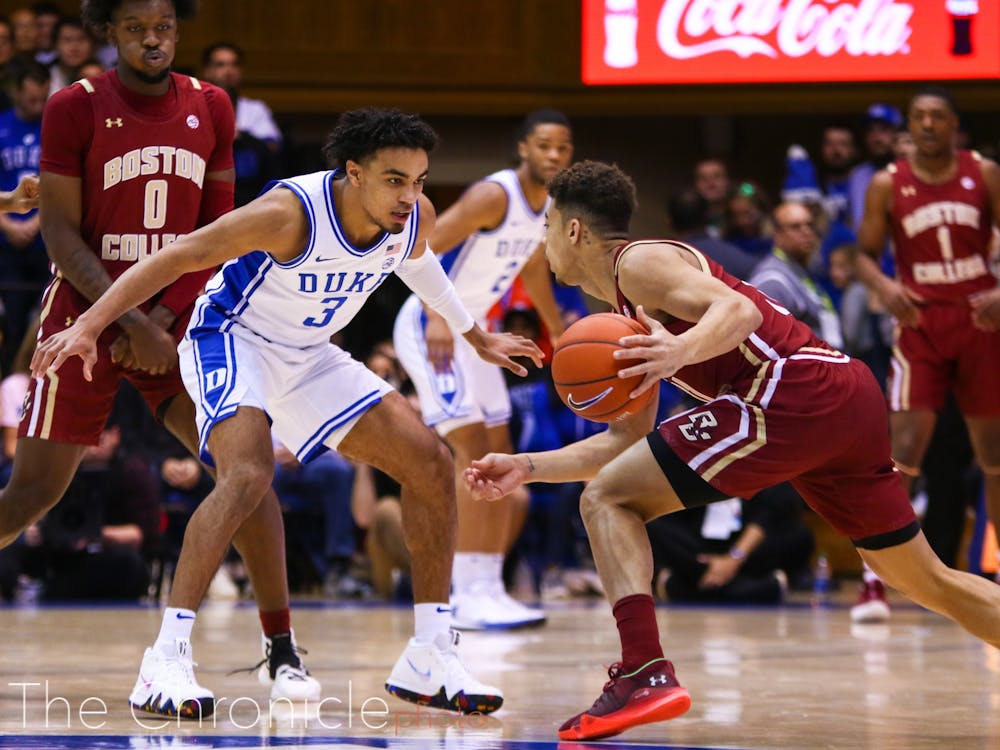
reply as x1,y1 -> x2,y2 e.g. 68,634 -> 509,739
558,658 -> 691,741
850,579 -> 891,623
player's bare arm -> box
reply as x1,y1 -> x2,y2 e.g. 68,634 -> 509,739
421,182 -> 507,368
0,174 -> 39,213
520,242 -> 566,343
856,170 -> 924,327
613,243 -> 762,396
969,158 -> 1000,331
31,187 -> 308,380
464,392 -> 657,501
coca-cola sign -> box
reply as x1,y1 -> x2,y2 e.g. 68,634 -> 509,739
583,0 -> 1000,84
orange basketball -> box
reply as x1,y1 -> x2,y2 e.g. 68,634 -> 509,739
552,313 -> 655,423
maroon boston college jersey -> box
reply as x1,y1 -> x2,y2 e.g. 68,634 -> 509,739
613,240 -> 828,404
889,150 -> 995,304
39,70 -> 232,310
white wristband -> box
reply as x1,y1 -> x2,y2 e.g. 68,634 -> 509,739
395,246 -> 475,334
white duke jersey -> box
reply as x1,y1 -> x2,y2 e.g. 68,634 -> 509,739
441,169 -> 547,319
199,170 -> 419,346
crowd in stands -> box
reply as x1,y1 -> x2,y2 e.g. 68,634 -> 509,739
0,3 -> 993,610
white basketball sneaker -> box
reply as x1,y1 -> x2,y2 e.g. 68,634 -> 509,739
129,637 -> 214,719
256,631 -> 321,701
451,581 -> 546,630
385,629 -> 503,714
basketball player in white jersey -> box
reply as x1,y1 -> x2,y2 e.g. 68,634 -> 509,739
32,108 -> 542,715
394,109 -> 573,629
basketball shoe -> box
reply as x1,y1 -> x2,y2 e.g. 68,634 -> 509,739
129,637 -> 214,719
558,658 -> 691,741
451,581 -> 545,630
255,631 -> 322,701
385,629 -> 503,714
850,579 -> 891,623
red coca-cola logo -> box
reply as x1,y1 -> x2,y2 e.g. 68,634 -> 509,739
657,0 -> 913,59
582,0 -> 1000,84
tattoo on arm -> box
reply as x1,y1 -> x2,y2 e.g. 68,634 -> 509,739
527,455 -> 535,473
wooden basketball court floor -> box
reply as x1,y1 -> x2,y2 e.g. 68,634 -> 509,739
1,593 -> 998,750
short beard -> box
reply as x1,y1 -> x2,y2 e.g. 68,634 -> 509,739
127,63 -> 171,85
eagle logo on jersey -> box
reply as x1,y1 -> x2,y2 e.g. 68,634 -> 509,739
186,115 -> 200,129
19,389 -> 32,424
105,117 -> 123,128
679,410 -> 718,441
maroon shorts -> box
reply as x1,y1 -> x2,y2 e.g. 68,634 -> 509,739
652,354 -> 917,548
19,276 -> 191,446
888,303 -> 1000,417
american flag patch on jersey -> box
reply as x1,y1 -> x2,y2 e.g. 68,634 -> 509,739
386,243 -> 402,255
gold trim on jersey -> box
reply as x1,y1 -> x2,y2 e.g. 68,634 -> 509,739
189,76 -> 202,90
78,78 -> 95,94
890,342 -> 911,412
40,369 -> 58,440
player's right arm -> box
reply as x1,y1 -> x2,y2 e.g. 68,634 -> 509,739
31,187 -> 309,380
855,170 -> 923,327
464,392 -> 658,501
421,180 -> 508,368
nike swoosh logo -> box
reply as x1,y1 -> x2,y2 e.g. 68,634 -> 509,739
567,387 -> 613,411
175,613 -> 195,620
315,256 -> 337,262
406,658 -> 432,680
435,606 -> 451,614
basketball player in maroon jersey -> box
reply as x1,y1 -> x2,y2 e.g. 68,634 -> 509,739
464,160 -> 1000,742
856,87 -> 1000,577
0,0 -> 318,717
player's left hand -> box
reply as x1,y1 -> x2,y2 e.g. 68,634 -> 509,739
464,453 -> 530,501
109,334 -> 139,370
465,326 -> 542,377
614,306 -> 687,398
696,553 -> 742,589
969,287 -> 1000,331
30,320 -> 100,381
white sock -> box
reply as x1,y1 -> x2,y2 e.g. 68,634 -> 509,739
155,607 -> 197,653
413,602 -> 452,644
452,552 -> 479,594
483,553 -> 504,588
861,563 -> 880,585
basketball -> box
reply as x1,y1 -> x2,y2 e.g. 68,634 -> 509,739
552,313 -> 656,423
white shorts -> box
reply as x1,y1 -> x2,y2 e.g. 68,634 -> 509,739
393,294 -> 510,435
180,319 -> 394,466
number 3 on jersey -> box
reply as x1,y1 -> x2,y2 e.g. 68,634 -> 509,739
144,179 -> 168,229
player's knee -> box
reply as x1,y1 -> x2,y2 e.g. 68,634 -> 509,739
579,480 -> 619,525
217,461 -> 274,503
408,436 -> 454,494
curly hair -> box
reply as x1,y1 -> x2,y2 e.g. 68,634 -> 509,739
322,108 -> 439,169
82,0 -> 197,30
548,161 -> 637,236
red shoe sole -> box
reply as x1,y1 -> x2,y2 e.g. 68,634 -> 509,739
557,686 -> 691,741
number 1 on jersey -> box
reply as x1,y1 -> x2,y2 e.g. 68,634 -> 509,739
936,225 -> 954,261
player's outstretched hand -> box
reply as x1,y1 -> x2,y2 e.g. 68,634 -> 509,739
464,453 -> 529,501
466,326 -> 542,377
4,174 -> 39,214
614,305 -> 686,398
31,322 -> 99,381
969,287 -> 1000,332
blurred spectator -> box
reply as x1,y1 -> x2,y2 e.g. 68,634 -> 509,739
10,8 -> 36,60
724,180 -> 773,257
31,2 -> 60,65
47,17 -> 93,96
828,244 -> 891,384
356,461 -> 408,600
201,42 -> 283,206
893,128 -> 916,162
0,18 -> 14,111
847,103 -> 902,233
692,156 -> 730,237
782,122 -> 857,229
647,485 -> 813,604
30,423 -> 161,601
0,58 -> 48,373
749,201 -> 843,350
76,57 -> 103,81
666,187 -> 758,280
